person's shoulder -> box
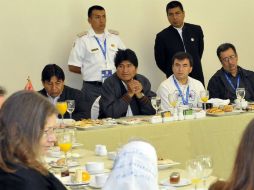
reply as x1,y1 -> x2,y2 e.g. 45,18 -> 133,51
156,26 -> 173,36
76,31 -> 88,38
185,22 -> 202,29
64,85 -> 82,94
38,89 -> 47,96
240,66 -> 254,75
136,74 -> 150,82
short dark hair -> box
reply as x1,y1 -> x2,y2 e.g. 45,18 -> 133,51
172,52 -> 193,67
88,5 -> 105,18
166,1 -> 184,14
114,49 -> 138,68
41,64 -> 65,82
0,86 -> 6,96
216,43 -> 237,59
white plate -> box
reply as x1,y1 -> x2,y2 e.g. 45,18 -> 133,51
72,143 -> 84,148
89,181 -> 102,189
157,162 -> 180,170
206,110 -> 244,117
160,178 -> 191,187
64,181 -> 89,187
50,161 -> 80,168
57,119 -> 75,126
87,169 -> 111,175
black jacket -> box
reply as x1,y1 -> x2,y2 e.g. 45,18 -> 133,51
99,73 -> 156,118
0,165 -> 66,190
39,85 -> 89,120
208,67 -> 254,102
154,23 -> 204,85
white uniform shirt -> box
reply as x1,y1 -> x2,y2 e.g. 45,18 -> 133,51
157,75 -> 205,111
68,28 -> 125,82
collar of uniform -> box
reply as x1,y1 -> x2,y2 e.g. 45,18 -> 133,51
172,74 -> 190,85
88,28 -> 110,37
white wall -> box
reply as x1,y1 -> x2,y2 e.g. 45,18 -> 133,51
0,0 -> 253,95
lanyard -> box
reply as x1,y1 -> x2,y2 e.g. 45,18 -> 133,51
224,73 -> 240,91
94,36 -> 107,60
173,76 -> 190,105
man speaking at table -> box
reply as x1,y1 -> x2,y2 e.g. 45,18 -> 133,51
157,52 -> 204,111
99,49 -> 156,118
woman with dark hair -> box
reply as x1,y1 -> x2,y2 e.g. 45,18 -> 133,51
209,119 -> 254,190
0,90 -> 67,190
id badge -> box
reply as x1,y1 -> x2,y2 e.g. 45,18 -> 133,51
101,69 -> 112,82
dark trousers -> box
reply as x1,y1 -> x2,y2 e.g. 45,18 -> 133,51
81,81 -> 102,118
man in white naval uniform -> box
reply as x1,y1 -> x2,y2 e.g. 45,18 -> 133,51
157,52 -> 204,111
68,5 -> 125,117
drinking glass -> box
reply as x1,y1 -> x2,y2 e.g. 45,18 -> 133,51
57,131 -> 72,166
236,88 -> 245,111
197,155 -> 213,189
151,97 -> 161,115
200,90 -> 209,111
56,101 -> 67,124
186,159 -> 204,190
66,100 -> 75,119
168,92 -> 178,111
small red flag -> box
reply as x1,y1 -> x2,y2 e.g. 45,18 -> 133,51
24,76 -> 34,91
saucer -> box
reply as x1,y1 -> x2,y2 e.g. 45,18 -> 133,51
160,178 -> 191,187
87,169 -> 110,175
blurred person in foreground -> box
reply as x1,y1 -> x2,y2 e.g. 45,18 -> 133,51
208,43 -> 254,102
99,49 -> 156,118
157,52 -> 204,110
209,119 -> 254,190
0,90 -> 66,190
38,64 -> 89,120
0,86 -> 6,109
102,140 -> 158,190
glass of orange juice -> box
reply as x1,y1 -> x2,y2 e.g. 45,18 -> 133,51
57,131 -> 72,166
200,90 -> 209,111
56,101 -> 67,124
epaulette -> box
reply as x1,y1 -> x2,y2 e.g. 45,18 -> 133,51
108,29 -> 119,35
77,31 -> 88,38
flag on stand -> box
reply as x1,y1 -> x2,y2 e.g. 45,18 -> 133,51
24,76 -> 34,91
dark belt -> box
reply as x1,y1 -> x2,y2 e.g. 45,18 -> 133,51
84,81 -> 102,85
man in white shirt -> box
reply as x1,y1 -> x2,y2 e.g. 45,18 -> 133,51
157,52 -> 204,111
68,5 -> 125,117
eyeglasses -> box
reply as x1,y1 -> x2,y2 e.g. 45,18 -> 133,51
43,127 -> 56,137
221,55 -> 236,62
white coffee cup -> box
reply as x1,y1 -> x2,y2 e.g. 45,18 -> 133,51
95,174 -> 108,187
95,144 -> 107,156
85,162 -> 104,173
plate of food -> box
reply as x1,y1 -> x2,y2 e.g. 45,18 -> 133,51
117,118 -> 145,125
160,178 -> 191,187
206,106 -> 243,117
157,158 -> 180,170
74,119 -> 103,130
62,176 -> 89,187
49,159 -> 79,168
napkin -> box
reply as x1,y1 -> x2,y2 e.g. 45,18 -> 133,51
207,98 -> 230,107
